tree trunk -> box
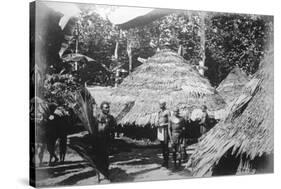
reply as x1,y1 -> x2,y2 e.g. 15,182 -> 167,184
75,29 -> 79,71
114,41 -> 119,60
127,42 -> 132,74
199,12 -> 206,76
178,44 -> 182,56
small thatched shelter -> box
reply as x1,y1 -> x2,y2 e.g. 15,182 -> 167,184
216,67 -> 250,104
189,51 -> 274,176
89,50 -> 225,126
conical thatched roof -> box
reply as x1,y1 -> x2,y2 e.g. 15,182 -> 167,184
216,67 -> 250,104
190,51 -> 274,176
93,50 -> 225,126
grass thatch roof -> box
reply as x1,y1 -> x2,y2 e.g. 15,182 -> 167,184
89,50 -> 225,126
190,50 -> 274,176
216,67 -> 250,104
87,86 -> 135,119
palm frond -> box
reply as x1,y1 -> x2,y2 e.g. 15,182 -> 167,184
70,88 -> 96,134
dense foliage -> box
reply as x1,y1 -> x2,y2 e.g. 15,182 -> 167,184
43,73 -> 80,109
115,12 -> 273,86
205,14 -> 273,85
36,4 -> 273,110
124,13 -> 202,66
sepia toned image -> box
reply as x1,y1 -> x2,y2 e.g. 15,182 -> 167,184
29,0 -> 274,187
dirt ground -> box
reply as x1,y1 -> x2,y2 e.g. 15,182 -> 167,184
35,138 -> 193,187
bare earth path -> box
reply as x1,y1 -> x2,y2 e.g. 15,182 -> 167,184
35,140 -> 192,187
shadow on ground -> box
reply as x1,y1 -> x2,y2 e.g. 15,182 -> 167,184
35,137 -> 192,187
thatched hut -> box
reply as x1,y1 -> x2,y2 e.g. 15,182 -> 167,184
89,50 -> 225,126
216,67 -> 250,104
189,51 -> 274,176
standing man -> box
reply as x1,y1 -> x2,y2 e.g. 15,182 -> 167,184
168,107 -> 185,169
157,100 -> 170,168
96,101 -> 117,178
199,105 -> 209,136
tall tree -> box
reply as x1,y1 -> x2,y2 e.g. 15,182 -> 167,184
198,12 -> 207,76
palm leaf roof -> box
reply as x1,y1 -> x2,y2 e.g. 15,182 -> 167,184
190,50 -> 274,176
89,50 -> 226,126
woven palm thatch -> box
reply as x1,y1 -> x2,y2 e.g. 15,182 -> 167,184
190,50 -> 274,177
87,86 -> 135,119
98,49 -> 225,126
217,67 -> 250,104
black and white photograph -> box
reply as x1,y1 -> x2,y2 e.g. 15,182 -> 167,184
29,0 -> 274,187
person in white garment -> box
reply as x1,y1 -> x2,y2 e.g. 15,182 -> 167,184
157,100 -> 170,168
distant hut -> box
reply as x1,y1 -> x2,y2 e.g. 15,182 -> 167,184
92,50 -> 225,126
216,67 -> 250,104
189,51 -> 274,177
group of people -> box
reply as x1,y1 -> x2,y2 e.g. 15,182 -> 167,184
91,100 -> 210,176
157,100 -> 209,169
34,98 -> 210,178
34,102 -> 70,166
